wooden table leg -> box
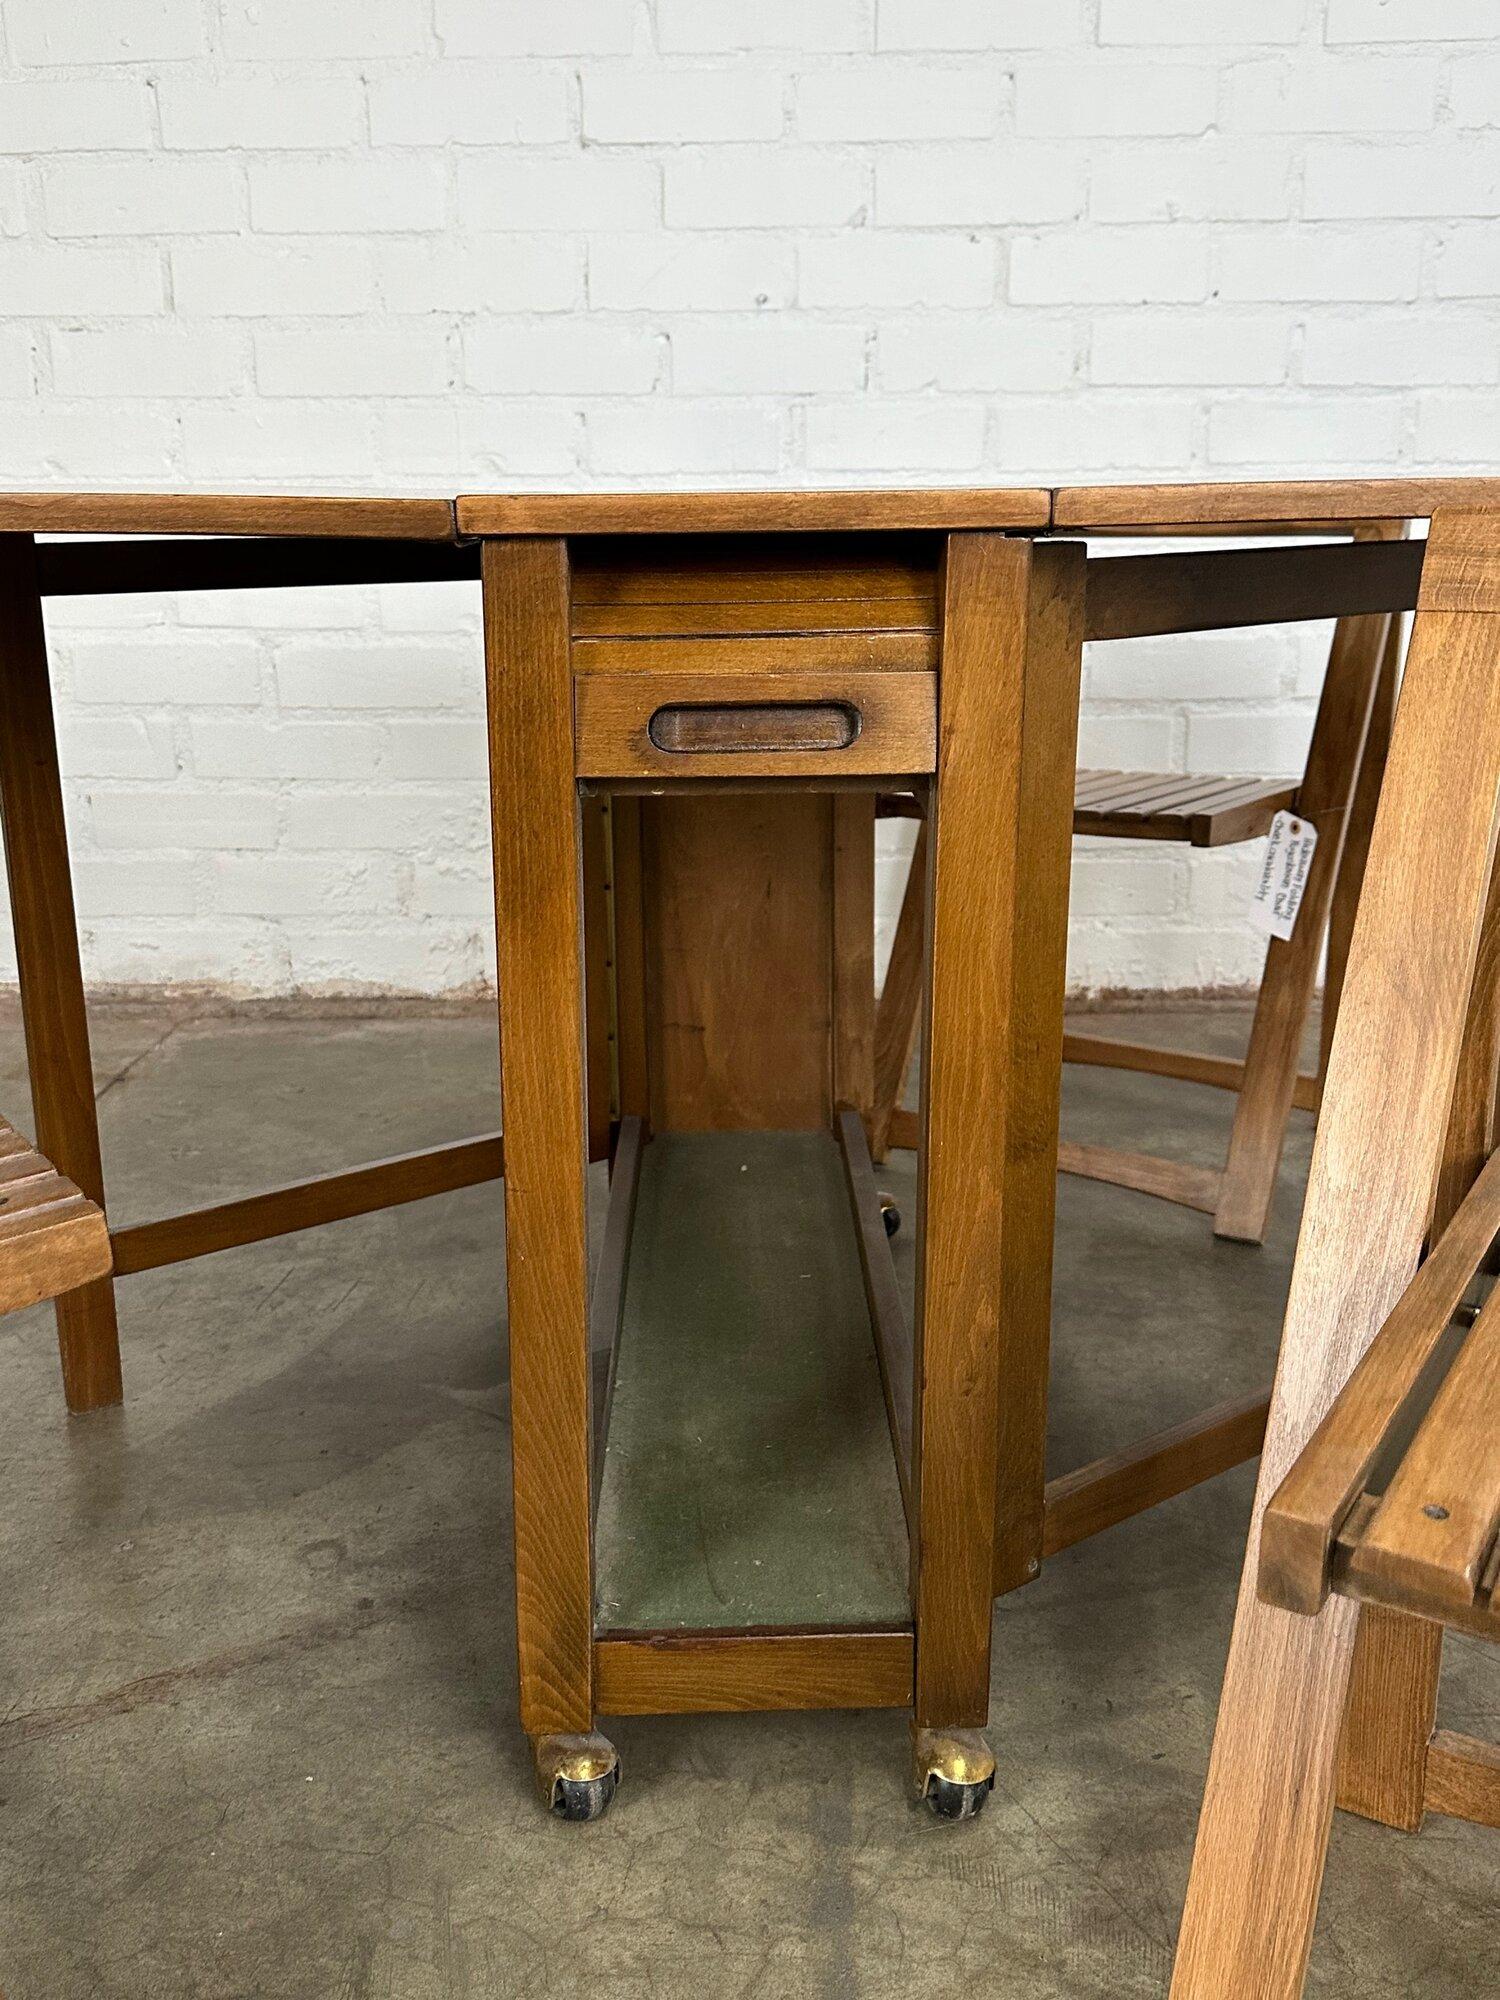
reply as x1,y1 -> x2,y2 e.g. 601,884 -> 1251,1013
1170,509 -> 1500,1999
910,534 -> 1084,1811
482,536 -> 614,1818
0,533 -> 121,1412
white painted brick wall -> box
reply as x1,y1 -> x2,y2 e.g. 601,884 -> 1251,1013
0,3 -> 1496,998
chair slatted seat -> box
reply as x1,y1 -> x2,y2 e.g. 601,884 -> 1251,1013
1072,770 -> 1299,847
0,1113 -> 112,1318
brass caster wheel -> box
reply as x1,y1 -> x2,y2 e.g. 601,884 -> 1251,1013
532,1731 -> 620,1823
911,1726 -> 994,1822
878,1192 -> 901,1238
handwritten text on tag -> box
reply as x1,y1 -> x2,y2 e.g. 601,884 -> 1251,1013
1249,810 -> 1318,942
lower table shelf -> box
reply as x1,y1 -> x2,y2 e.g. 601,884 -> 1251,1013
593,1128 -> 910,1636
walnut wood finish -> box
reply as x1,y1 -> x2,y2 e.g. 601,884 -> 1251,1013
832,796 -> 876,1126
593,1627 -> 913,1715
0,534 -> 121,1411
111,1133 -> 507,1276
1170,510 -> 1500,2000
588,1116 -> 645,1509
1062,1032 -> 1321,1114
574,631 -> 937,673
1073,770 -> 1297,846
836,1107 -> 913,1531
608,797 -> 650,1123
1056,1140 -> 1221,1214
911,533 -> 1084,1729
0,491 -> 455,538
1057,478 -> 1499,531
0,1113 -> 112,1317
482,535 -> 595,1740
574,669 -> 936,780
458,488 -> 1050,536
1424,1730 -> 1500,1828
995,539 -> 1086,1592
1042,1390 -> 1270,1561
1084,535 -> 1422,641
638,793 -> 837,1132
581,797 -> 613,1162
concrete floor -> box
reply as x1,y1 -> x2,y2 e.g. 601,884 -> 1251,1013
0,999 -> 1493,1999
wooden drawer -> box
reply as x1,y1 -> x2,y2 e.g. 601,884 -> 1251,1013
574,670 -> 936,780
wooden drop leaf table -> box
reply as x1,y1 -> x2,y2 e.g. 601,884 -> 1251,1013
457,479 -> 1495,1820
3,480 -> 1496,1829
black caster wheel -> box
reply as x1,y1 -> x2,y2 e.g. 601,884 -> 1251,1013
531,1730 -> 620,1823
551,1765 -> 618,1823
878,1193 -> 901,1238
911,1726 -> 995,1822
923,1771 -> 993,1821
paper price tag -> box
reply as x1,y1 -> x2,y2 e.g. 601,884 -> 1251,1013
1249,810 -> 1318,942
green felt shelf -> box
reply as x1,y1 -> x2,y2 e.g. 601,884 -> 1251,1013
594,1129 -> 910,1633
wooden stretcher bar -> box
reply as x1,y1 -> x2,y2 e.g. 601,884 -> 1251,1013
108,1132 -> 509,1277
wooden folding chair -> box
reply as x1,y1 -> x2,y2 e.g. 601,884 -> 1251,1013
0,1109 -> 112,1319
872,524 -> 1404,1244
1168,507 -> 1500,1999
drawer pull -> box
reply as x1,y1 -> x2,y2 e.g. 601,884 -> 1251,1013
648,701 -> 860,756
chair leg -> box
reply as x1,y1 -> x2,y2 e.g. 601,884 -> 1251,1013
1171,508 -> 1500,1997
1319,616 -> 1400,1087
0,534 -> 121,1412
1336,1608 -> 1443,1830
1335,808 -> 1500,1826
1215,592 -> 1398,1244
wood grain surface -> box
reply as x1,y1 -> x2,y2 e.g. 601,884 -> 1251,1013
0,534 -> 121,1410
459,488 -> 1050,536
0,1113 -> 112,1317
574,669 -> 936,780
0,491 -> 456,538
1057,478 -> 1500,530
483,535 -> 595,1738
1170,509 -> 1500,1999
594,1627 -> 913,1715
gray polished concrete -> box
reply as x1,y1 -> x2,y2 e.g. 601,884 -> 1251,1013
0,999 -> 1493,1998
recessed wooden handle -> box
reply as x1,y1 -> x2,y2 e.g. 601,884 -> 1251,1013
647,701 -> 861,755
